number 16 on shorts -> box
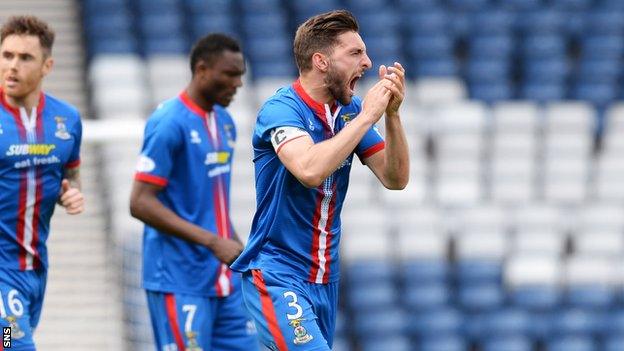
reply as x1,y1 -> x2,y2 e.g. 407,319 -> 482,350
3,326 -> 10,348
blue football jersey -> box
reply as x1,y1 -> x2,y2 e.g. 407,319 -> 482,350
0,91 -> 82,271
136,92 -> 238,297
231,80 -> 384,284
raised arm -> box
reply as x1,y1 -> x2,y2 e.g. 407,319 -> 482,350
277,79 -> 392,188
364,62 -> 410,190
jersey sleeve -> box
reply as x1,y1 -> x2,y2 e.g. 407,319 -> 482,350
65,111 -> 82,169
352,97 -> 385,162
134,116 -> 181,187
256,98 -> 308,144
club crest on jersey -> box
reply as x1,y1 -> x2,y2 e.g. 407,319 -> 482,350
185,331 -> 203,351
54,116 -> 71,140
289,319 -> 313,345
224,124 -> 235,148
341,112 -> 355,123
190,130 -> 202,144
5,316 -> 25,339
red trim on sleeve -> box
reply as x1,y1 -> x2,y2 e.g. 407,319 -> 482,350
65,159 -> 81,169
359,141 -> 385,160
135,173 -> 168,187
275,134 -> 307,154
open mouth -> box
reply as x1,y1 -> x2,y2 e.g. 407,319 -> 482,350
348,75 -> 361,94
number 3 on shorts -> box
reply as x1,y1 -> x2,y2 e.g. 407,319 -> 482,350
282,291 -> 303,320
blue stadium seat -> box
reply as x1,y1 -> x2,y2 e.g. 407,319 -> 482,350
482,335 -> 533,351
407,35 -> 454,58
562,11 -> 587,39
482,308 -> 532,336
421,334 -> 467,351
85,12 -> 133,40
358,10 -> 401,36
292,0 -> 340,13
245,37 -> 291,61
404,282 -> 451,310
546,336 -> 597,351
241,13 -> 287,38
470,9 -> 515,34
332,336 -> 350,351
509,286 -> 561,311
463,312 -> 486,340
83,0 -> 128,14
190,15 -> 236,41
601,0 -> 624,9
409,307 -> 464,337
143,37 -> 189,55
455,260 -> 503,284
573,82 -> 618,107
604,335 -> 624,351
470,82 -> 514,103
352,308 -> 408,340
581,36 -> 624,59
518,10 -> 566,34
364,36 -> 402,62
348,282 -> 397,312
458,282 -> 505,311
500,0 -> 543,10
361,335 -> 411,351
396,0 -> 439,10
527,311 -> 555,341
335,310 -> 347,336
524,58 -> 570,83
604,309 -> 624,335
139,13 -> 184,39
239,0 -> 282,14
585,10 -> 624,35
450,11 -> 471,39
344,0 -> 387,13
89,36 -> 139,55
522,35 -> 567,59
466,59 -> 511,82
404,10 -> 449,35
135,0 -> 180,14
414,58 -> 459,77
551,0 -> 592,9
401,259 -> 450,284
184,0 -> 231,14
448,0 -> 490,10
566,286 -> 617,309
469,35 -> 515,59
550,308 -> 604,336
520,82 -> 566,102
346,259 -> 395,287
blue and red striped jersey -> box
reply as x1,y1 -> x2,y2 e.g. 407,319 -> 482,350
135,92 -> 237,297
0,91 -> 82,271
231,80 -> 384,284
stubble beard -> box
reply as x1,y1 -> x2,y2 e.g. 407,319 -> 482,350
324,64 -> 352,106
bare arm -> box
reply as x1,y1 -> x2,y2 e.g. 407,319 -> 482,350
129,180 -> 243,264
277,79 -> 392,188
58,167 -> 84,214
365,63 -> 410,190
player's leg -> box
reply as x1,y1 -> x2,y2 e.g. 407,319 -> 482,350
28,270 -> 47,333
0,268 -> 38,351
211,274 -> 260,351
306,281 -> 339,348
145,290 -> 214,351
240,269 -> 331,351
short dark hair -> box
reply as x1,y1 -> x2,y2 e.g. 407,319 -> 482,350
1,15 -> 55,56
190,33 -> 241,74
293,10 -> 359,73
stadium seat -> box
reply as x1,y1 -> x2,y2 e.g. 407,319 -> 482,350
470,82 -> 514,102
347,282 -> 397,312
401,258 -> 450,284
482,335 -> 533,351
466,59 -> 510,82
138,13 -> 184,39
551,0 -> 592,9
360,335 -> 411,351
510,286 -> 561,311
241,13 -> 288,38
469,9 -> 515,34
524,58 -> 570,83
481,308 -> 532,336
351,308 -> 407,339
404,9 -> 449,35
455,259 -> 503,284
551,308 -> 604,336
604,336 -> 624,351
458,282 -> 505,311
469,35 -> 515,59
581,35 -> 624,59
546,336 -> 597,351
520,82 -> 566,103
500,0 -> 542,10
415,58 -> 460,77
585,10 -> 624,35
396,0 -> 438,10
404,282 -> 452,310
522,35 -> 567,59
238,0 -> 282,14
448,0 -> 489,10
408,307 -> 464,337
345,260 -> 395,288
184,0 -> 231,14
420,334 -> 467,351
573,82 -> 619,107
518,10 -> 566,34
407,34 -> 454,59
358,10 -> 401,36
190,15 -> 236,40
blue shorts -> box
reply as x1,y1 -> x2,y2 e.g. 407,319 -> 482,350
240,269 -> 338,351
146,276 -> 259,351
0,268 -> 47,351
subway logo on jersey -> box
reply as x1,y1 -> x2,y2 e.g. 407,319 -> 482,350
204,151 -> 230,166
6,144 -> 56,156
